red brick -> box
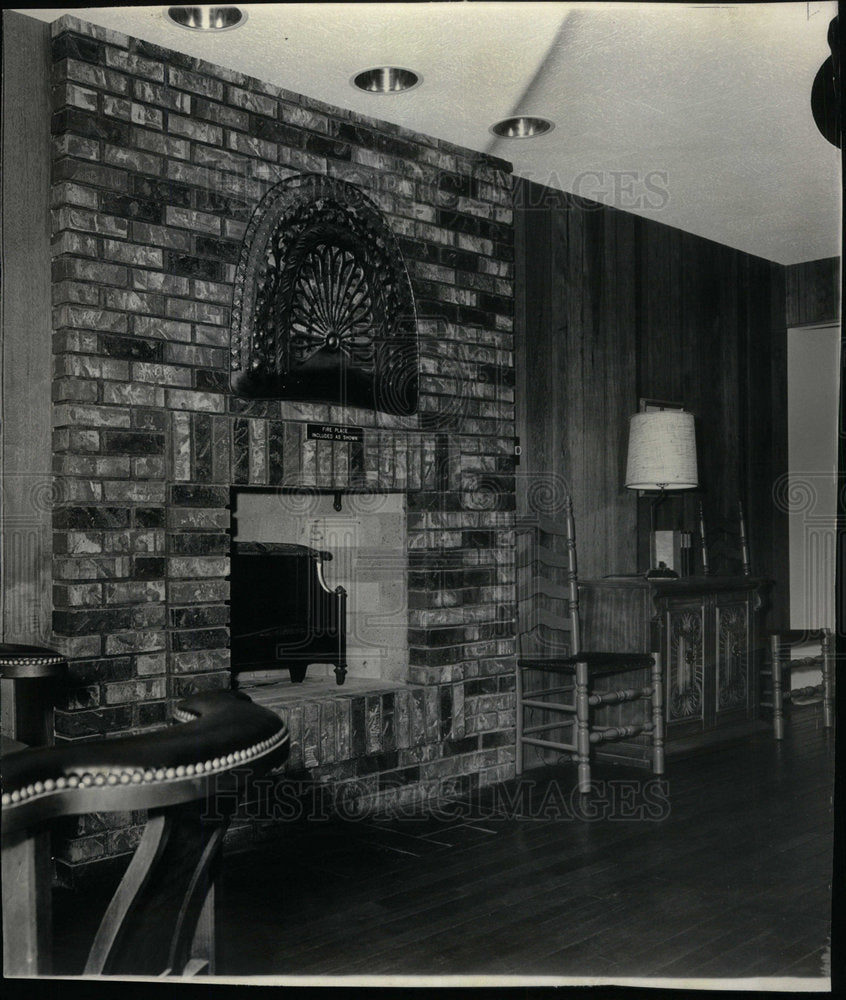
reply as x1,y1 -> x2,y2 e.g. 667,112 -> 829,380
103,143 -> 162,175
54,81 -> 99,112
133,128 -> 190,160
104,48 -> 164,82
166,389 -> 225,412
52,134 -> 99,162
52,378 -> 99,403
132,78 -> 191,113
102,94 -> 131,120
225,84 -> 275,116
168,66 -> 224,100
103,239 -> 162,267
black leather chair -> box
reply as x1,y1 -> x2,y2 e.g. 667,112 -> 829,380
2,690 -> 289,977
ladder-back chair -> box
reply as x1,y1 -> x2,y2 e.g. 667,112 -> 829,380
515,497 -> 664,792
761,629 -> 834,740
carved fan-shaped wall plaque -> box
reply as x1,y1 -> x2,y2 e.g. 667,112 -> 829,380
230,174 -> 418,414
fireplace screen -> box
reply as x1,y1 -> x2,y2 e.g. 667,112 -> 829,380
230,173 -> 418,415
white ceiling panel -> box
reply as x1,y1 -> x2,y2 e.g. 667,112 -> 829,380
17,2 -> 842,264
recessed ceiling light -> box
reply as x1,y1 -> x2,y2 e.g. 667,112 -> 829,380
490,116 -> 554,139
352,67 -> 421,94
166,6 -> 247,31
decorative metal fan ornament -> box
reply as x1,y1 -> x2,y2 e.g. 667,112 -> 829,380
230,175 -> 418,415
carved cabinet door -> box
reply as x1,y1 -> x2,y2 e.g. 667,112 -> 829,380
714,593 -> 754,720
658,587 -> 758,738
662,597 -> 707,733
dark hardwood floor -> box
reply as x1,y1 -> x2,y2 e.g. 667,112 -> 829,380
49,703 -> 835,985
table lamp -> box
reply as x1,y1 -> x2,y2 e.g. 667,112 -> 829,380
625,410 -> 699,577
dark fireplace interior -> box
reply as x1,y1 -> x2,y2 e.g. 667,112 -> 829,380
230,538 -> 348,685
230,489 -> 409,690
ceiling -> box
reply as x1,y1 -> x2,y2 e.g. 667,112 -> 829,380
19,2 -> 842,265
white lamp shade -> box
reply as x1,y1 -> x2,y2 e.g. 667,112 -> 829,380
625,411 -> 699,490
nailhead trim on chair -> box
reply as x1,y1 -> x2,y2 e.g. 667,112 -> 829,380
0,654 -> 66,666
1,725 -> 289,808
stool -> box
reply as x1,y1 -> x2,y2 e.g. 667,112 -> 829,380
0,643 -> 68,748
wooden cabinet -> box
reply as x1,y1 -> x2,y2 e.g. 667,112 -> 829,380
580,576 -> 769,750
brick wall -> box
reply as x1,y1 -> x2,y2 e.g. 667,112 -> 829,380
48,15 -> 517,866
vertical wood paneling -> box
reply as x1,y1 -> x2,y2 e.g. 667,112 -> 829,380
784,258 -> 840,327
515,186 -> 644,578
1,12 -> 53,643
514,176 -> 788,605
748,259 -> 789,626
513,175 -> 529,519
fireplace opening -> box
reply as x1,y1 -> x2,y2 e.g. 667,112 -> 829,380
230,489 -> 409,688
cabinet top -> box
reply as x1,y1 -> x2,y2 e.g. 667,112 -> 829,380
582,575 -> 770,596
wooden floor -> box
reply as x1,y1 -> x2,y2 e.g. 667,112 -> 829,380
50,704 -> 835,985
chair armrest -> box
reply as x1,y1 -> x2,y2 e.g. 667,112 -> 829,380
1,691 -> 289,834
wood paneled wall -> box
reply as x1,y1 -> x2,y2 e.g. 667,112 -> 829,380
514,185 -> 639,579
1,12 -> 54,643
514,178 -> 791,624
784,257 -> 840,328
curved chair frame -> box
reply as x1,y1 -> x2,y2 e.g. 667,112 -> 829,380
2,690 -> 289,978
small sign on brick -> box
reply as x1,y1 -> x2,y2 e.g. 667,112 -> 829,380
306,423 -> 364,443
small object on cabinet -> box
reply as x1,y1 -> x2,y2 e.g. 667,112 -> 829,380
698,502 -> 710,576
645,560 -> 678,580
738,500 -> 751,576
652,530 -> 693,577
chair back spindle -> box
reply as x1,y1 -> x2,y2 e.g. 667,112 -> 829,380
516,502 -> 579,659
563,494 -> 581,654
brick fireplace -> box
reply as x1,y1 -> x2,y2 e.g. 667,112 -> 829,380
48,15 -> 517,866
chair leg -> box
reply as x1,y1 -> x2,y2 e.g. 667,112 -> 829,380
515,665 -> 524,776
821,630 -> 835,730
651,653 -> 665,776
166,825 -> 226,976
575,660 -> 590,793
770,634 -> 785,740
85,813 -> 170,974
1,828 -> 52,976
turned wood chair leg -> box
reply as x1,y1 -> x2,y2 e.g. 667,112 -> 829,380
769,635 -> 785,740
821,630 -> 834,730
651,653 -> 665,776
515,665 -> 524,776
575,660 -> 590,793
